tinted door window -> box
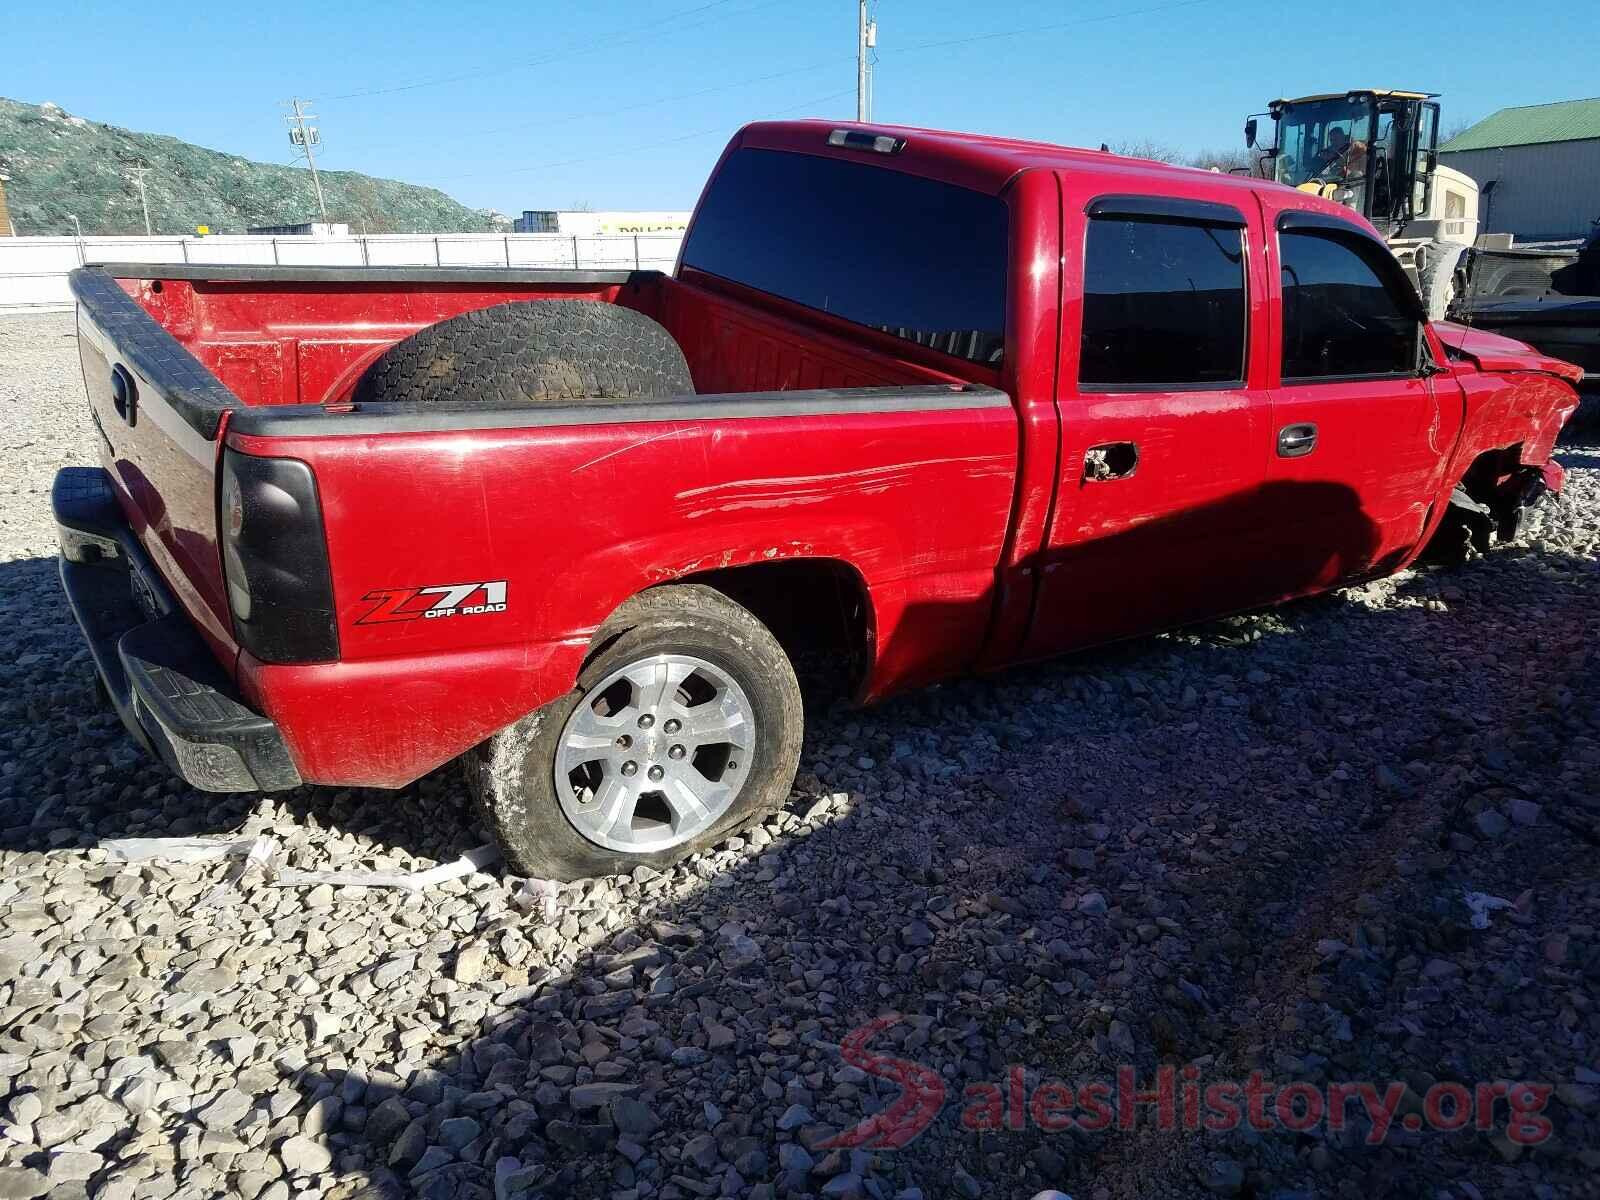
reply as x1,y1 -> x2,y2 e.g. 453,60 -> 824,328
681,148 -> 1008,365
1079,216 -> 1246,388
1281,230 -> 1419,378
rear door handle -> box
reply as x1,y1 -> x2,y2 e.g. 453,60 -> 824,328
1277,423 -> 1317,457
1083,441 -> 1138,481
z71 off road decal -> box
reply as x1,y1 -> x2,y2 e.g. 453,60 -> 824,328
355,581 -> 508,625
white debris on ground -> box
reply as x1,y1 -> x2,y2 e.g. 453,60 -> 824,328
2,309 -> 1598,1200
270,844 -> 503,896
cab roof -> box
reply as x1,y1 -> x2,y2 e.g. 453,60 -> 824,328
1271,89 -> 1437,106
737,119 -> 1273,199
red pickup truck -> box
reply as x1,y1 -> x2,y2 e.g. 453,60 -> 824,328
54,121 -> 1581,879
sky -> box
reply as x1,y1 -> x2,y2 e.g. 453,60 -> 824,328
6,0 -> 1597,216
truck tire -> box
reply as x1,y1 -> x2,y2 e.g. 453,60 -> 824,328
354,300 -> 694,406
469,585 -> 803,880
1417,240 -> 1468,322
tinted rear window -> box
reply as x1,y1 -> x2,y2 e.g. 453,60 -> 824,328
681,147 -> 1008,365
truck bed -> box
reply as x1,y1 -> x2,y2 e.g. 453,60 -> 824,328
89,262 -> 979,413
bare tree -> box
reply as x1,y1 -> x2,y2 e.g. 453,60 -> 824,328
1106,139 -> 1187,164
1106,140 -> 1264,176
1188,146 -> 1255,174
1441,115 -> 1478,144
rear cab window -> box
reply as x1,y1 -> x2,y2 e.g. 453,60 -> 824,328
680,147 -> 1009,366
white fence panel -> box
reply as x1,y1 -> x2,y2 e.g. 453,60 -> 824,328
635,235 -> 682,273
183,237 -> 279,265
0,233 -> 686,310
361,237 -> 443,267
576,236 -> 640,271
89,239 -> 188,264
506,237 -> 579,269
272,238 -> 366,266
0,240 -> 79,273
434,235 -> 507,267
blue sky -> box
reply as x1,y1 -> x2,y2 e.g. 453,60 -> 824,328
7,0 -> 1596,214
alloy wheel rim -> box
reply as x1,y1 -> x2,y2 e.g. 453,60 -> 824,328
554,652 -> 756,853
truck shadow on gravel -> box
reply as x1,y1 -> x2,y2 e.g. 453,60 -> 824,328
263,542 -> 1597,1200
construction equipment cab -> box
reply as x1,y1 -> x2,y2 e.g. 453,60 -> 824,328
1247,89 -> 1482,317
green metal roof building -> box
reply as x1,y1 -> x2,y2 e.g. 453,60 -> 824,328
1440,97 -> 1600,241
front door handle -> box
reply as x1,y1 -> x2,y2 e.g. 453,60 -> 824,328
1277,423 -> 1317,457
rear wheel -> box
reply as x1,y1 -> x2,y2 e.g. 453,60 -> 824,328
1417,240 -> 1468,322
469,585 -> 803,880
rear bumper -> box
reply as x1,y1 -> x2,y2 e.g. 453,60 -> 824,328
52,467 -> 301,792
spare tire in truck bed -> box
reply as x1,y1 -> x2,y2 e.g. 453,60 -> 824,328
353,300 -> 694,406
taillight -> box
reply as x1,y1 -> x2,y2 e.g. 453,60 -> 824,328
219,450 -> 338,663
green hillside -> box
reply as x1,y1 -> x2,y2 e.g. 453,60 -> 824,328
0,97 -> 490,236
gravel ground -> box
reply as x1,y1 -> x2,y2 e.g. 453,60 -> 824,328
1,309 -> 1598,1200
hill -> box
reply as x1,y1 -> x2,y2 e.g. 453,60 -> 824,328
0,97 -> 489,236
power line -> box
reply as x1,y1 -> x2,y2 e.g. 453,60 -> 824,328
332,1 -> 1215,199
428,88 -> 855,184
890,0 -> 1213,59
351,57 -> 849,155
390,0 -> 1205,152
325,0 -> 771,102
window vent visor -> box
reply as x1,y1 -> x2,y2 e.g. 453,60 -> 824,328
1086,195 -> 1247,226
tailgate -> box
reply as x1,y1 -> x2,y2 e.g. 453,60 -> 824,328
71,267 -> 239,664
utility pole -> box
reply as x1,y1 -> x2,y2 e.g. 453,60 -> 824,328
284,98 -> 329,225
128,166 -> 152,235
856,1 -> 869,122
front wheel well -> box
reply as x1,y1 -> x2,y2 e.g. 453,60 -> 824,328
1430,443 -> 1548,559
1455,444 -> 1525,506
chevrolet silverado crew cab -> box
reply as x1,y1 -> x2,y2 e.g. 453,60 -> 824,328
54,121 -> 1582,879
